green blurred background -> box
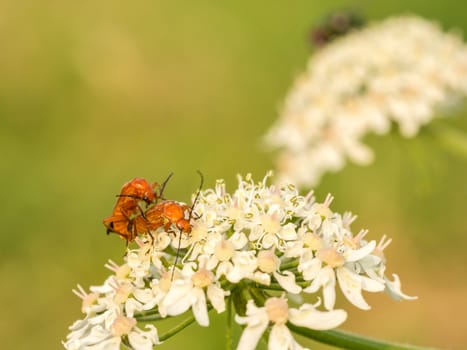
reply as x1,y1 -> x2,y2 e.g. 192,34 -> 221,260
0,0 -> 466,349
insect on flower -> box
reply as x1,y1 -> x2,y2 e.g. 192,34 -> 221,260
103,175 -> 172,245
140,171 -> 204,276
310,10 -> 365,48
143,173 -> 203,233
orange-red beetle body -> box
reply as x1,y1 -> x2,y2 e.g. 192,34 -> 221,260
103,173 -> 201,249
103,178 -> 159,243
143,200 -> 192,234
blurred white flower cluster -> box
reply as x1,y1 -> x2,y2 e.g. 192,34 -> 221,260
265,15 -> 467,187
64,173 -> 414,350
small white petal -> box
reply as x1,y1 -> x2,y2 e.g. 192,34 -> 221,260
269,324 -> 306,350
280,223 -> 298,240
163,284 -> 197,317
261,233 -> 278,249
206,255 -> 220,271
289,304 -> 347,330
303,277 -> 320,294
360,260 -> 385,283
303,266 -> 336,310
299,255 -> 322,281
336,267 -> 370,310
385,274 -> 418,301
226,266 -> 247,283
344,240 -> 376,262
133,288 -> 155,304
252,271 -> 271,285
284,240 -> 304,258
322,277 -> 337,311
235,306 -> 269,350
71,325 -> 113,347
207,284 -> 227,313
192,288 -> 210,327
230,232 -> 249,249
128,326 -> 159,350
216,261 -> 233,279
67,318 -> 89,333
89,277 -> 115,294
274,271 -> 302,294
361,275 -> 385,292
125,298 -> 143,317
226,252 -> 258,283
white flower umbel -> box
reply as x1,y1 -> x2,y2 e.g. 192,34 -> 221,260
265,15 -> 467,187
64,172 -> 415,349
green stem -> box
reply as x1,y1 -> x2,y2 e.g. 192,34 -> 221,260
249,288 -> 264,306
135,314 -> 164,322
220,279 -> 236,291
255,284 -> 285,291
255,282 -> 310,291
134,309 -> 162,322
159,315 -> 198,342
280,259 -> 299,271
431,122 -> 467,159
226,295 -> 233,350
287,324 -> 435,350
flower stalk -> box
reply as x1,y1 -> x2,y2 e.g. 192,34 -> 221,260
431,122 -> 467,159
158,315 -> 198,342
288,324 -> 434,350
226,296 -> 233,350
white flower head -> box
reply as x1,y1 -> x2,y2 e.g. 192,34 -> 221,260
265,15 -> 467,187
65,172 -> 415,349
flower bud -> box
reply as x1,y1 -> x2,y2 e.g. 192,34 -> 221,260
214,239 -> 234,262
265,297 -> 289,325
110,315 -> 136,336
192,268 -> 214,288
257,250 -> 280,273
317,247 -> 345,268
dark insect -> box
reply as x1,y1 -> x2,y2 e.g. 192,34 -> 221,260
310,10 -> 365,48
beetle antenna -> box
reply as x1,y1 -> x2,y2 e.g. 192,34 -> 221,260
158,172 -> 174,200
188,170 -> 204,220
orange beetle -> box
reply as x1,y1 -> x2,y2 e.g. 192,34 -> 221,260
140,172 -> 203,277
103,175 -> 172,244
143,200 -> 192,234
142,171 -> 203,236
116,178 -> 158,204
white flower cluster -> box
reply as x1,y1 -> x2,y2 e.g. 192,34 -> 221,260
64,172 -> 415,350
265,15 -> 467,187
